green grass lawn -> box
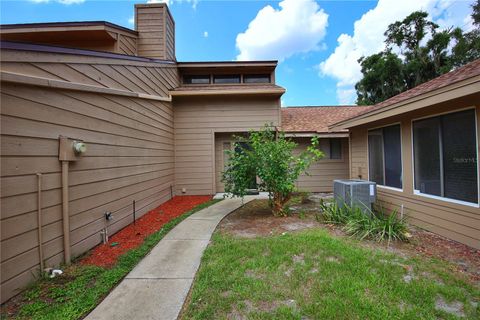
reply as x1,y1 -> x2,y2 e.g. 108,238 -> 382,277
2,199 -> 221,320
183,229 -> 479,320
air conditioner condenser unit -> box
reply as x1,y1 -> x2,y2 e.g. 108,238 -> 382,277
333,179 -> 377,212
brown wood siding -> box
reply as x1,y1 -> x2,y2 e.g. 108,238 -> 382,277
0,48 -> 178,303
214,136 -> 349,193
135,4 -> 175,60
118,34 -> 138,56
294,137 -> 350,193
174,96 -> 280,195
348,99 -> 480,249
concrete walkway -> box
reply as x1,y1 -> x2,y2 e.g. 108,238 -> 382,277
86,196 -> 257,320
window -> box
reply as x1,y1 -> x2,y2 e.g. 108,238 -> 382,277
243,74 -> 271,84
413,109 -> 478,204
319,139 -> 342,159
329,139 -> 342,159
368,124 -> 402,188
183,75 -> 210,84
213,75 -> 241,84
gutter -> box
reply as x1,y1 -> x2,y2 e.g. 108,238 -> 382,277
330,75 -> 480,130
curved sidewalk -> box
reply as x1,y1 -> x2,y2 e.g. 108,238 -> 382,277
85,196 -> 257,320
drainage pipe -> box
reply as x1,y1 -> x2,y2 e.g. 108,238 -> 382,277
36,173 -> 45,272
61,161 -> 71,264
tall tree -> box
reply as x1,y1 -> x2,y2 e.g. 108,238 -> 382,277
355,5 -> 480,105
355,51 -> 405,105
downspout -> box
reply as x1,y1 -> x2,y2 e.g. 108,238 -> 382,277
58,136 -> 87,265
61,161 -> 71,264
37,173 -> 45,272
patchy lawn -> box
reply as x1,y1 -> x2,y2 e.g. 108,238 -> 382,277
1,198 -> 220,320
182,198 -> 480,320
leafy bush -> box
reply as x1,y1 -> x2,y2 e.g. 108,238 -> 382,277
222,124 -> 323,216
319,200 -> 409,243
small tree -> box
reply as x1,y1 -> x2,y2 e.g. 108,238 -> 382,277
222,125 -> 323,216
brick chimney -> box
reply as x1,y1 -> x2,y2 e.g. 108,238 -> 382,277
134,3 -> 175,61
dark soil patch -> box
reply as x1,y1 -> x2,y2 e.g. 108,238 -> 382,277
217,199 -> 322,238
219,196 -> 480,284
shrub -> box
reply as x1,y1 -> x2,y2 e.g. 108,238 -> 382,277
319,200 -> 409,243
222,124 -> 323,216
318,199 -> 350,224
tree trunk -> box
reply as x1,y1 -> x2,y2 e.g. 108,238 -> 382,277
272,192 -> 291,217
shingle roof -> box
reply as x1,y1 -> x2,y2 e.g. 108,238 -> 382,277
336,58 -> 480,124
281,106 -> 374,133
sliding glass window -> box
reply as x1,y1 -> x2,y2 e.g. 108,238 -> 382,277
413,109 -> 478,204
368,124 -> 402,188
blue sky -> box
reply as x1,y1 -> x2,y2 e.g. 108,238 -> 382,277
0,0 -> 475,106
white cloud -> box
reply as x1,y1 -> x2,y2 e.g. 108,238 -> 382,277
337,88 -> 357,105
30,0 -> 85,3
319,0 -> 475,104
236,0 -> 328,61
148,0 -> 199,9
147,0 -> 171,5
128,16 -> 135,26
203,31 -> 208,38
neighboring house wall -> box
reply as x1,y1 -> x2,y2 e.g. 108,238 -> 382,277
174,95 -> 280,195
294,137 -> 350,193
348,99 -> 480,249
0,48 -> 179,303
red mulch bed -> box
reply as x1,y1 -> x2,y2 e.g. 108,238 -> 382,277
80,195 -> 212,268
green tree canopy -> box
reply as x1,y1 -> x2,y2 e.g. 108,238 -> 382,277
355,2 -> 480,105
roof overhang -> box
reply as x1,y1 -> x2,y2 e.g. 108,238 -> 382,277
330,74 -> 480,130
177,61 -> 278,68
284,132 -> 349,138
0,21 -> 138,48
170,87 -> 286,97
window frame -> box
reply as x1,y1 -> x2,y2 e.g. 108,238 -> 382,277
182,74 -> 211,85
367,123 -> 404,191
328,138 -> 342,160
411,107 -> 480,207
213,74 -> 241,84
243,74 -> 271,84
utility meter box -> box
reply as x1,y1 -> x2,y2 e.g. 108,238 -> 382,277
59,136 -> 87,161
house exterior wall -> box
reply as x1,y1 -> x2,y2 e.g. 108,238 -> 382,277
294,137 -> 350,193
0,48 -> 178,303
348,96 -> 480,249
135,3 -> 175,61
173,95 -> 281,195
213,135 -> 349,193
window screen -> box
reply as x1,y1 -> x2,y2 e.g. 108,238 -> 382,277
243,74 -> 271,83
183,75 -> 210,84
413,118 -> 442,195
368,129 -> 385,185
383,125 -> 402,188
329,139 -> 342,159
413,109 -> 478,203
368,125 -> 402,188
213,75 -> 241,84
442,110 -> 478,203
